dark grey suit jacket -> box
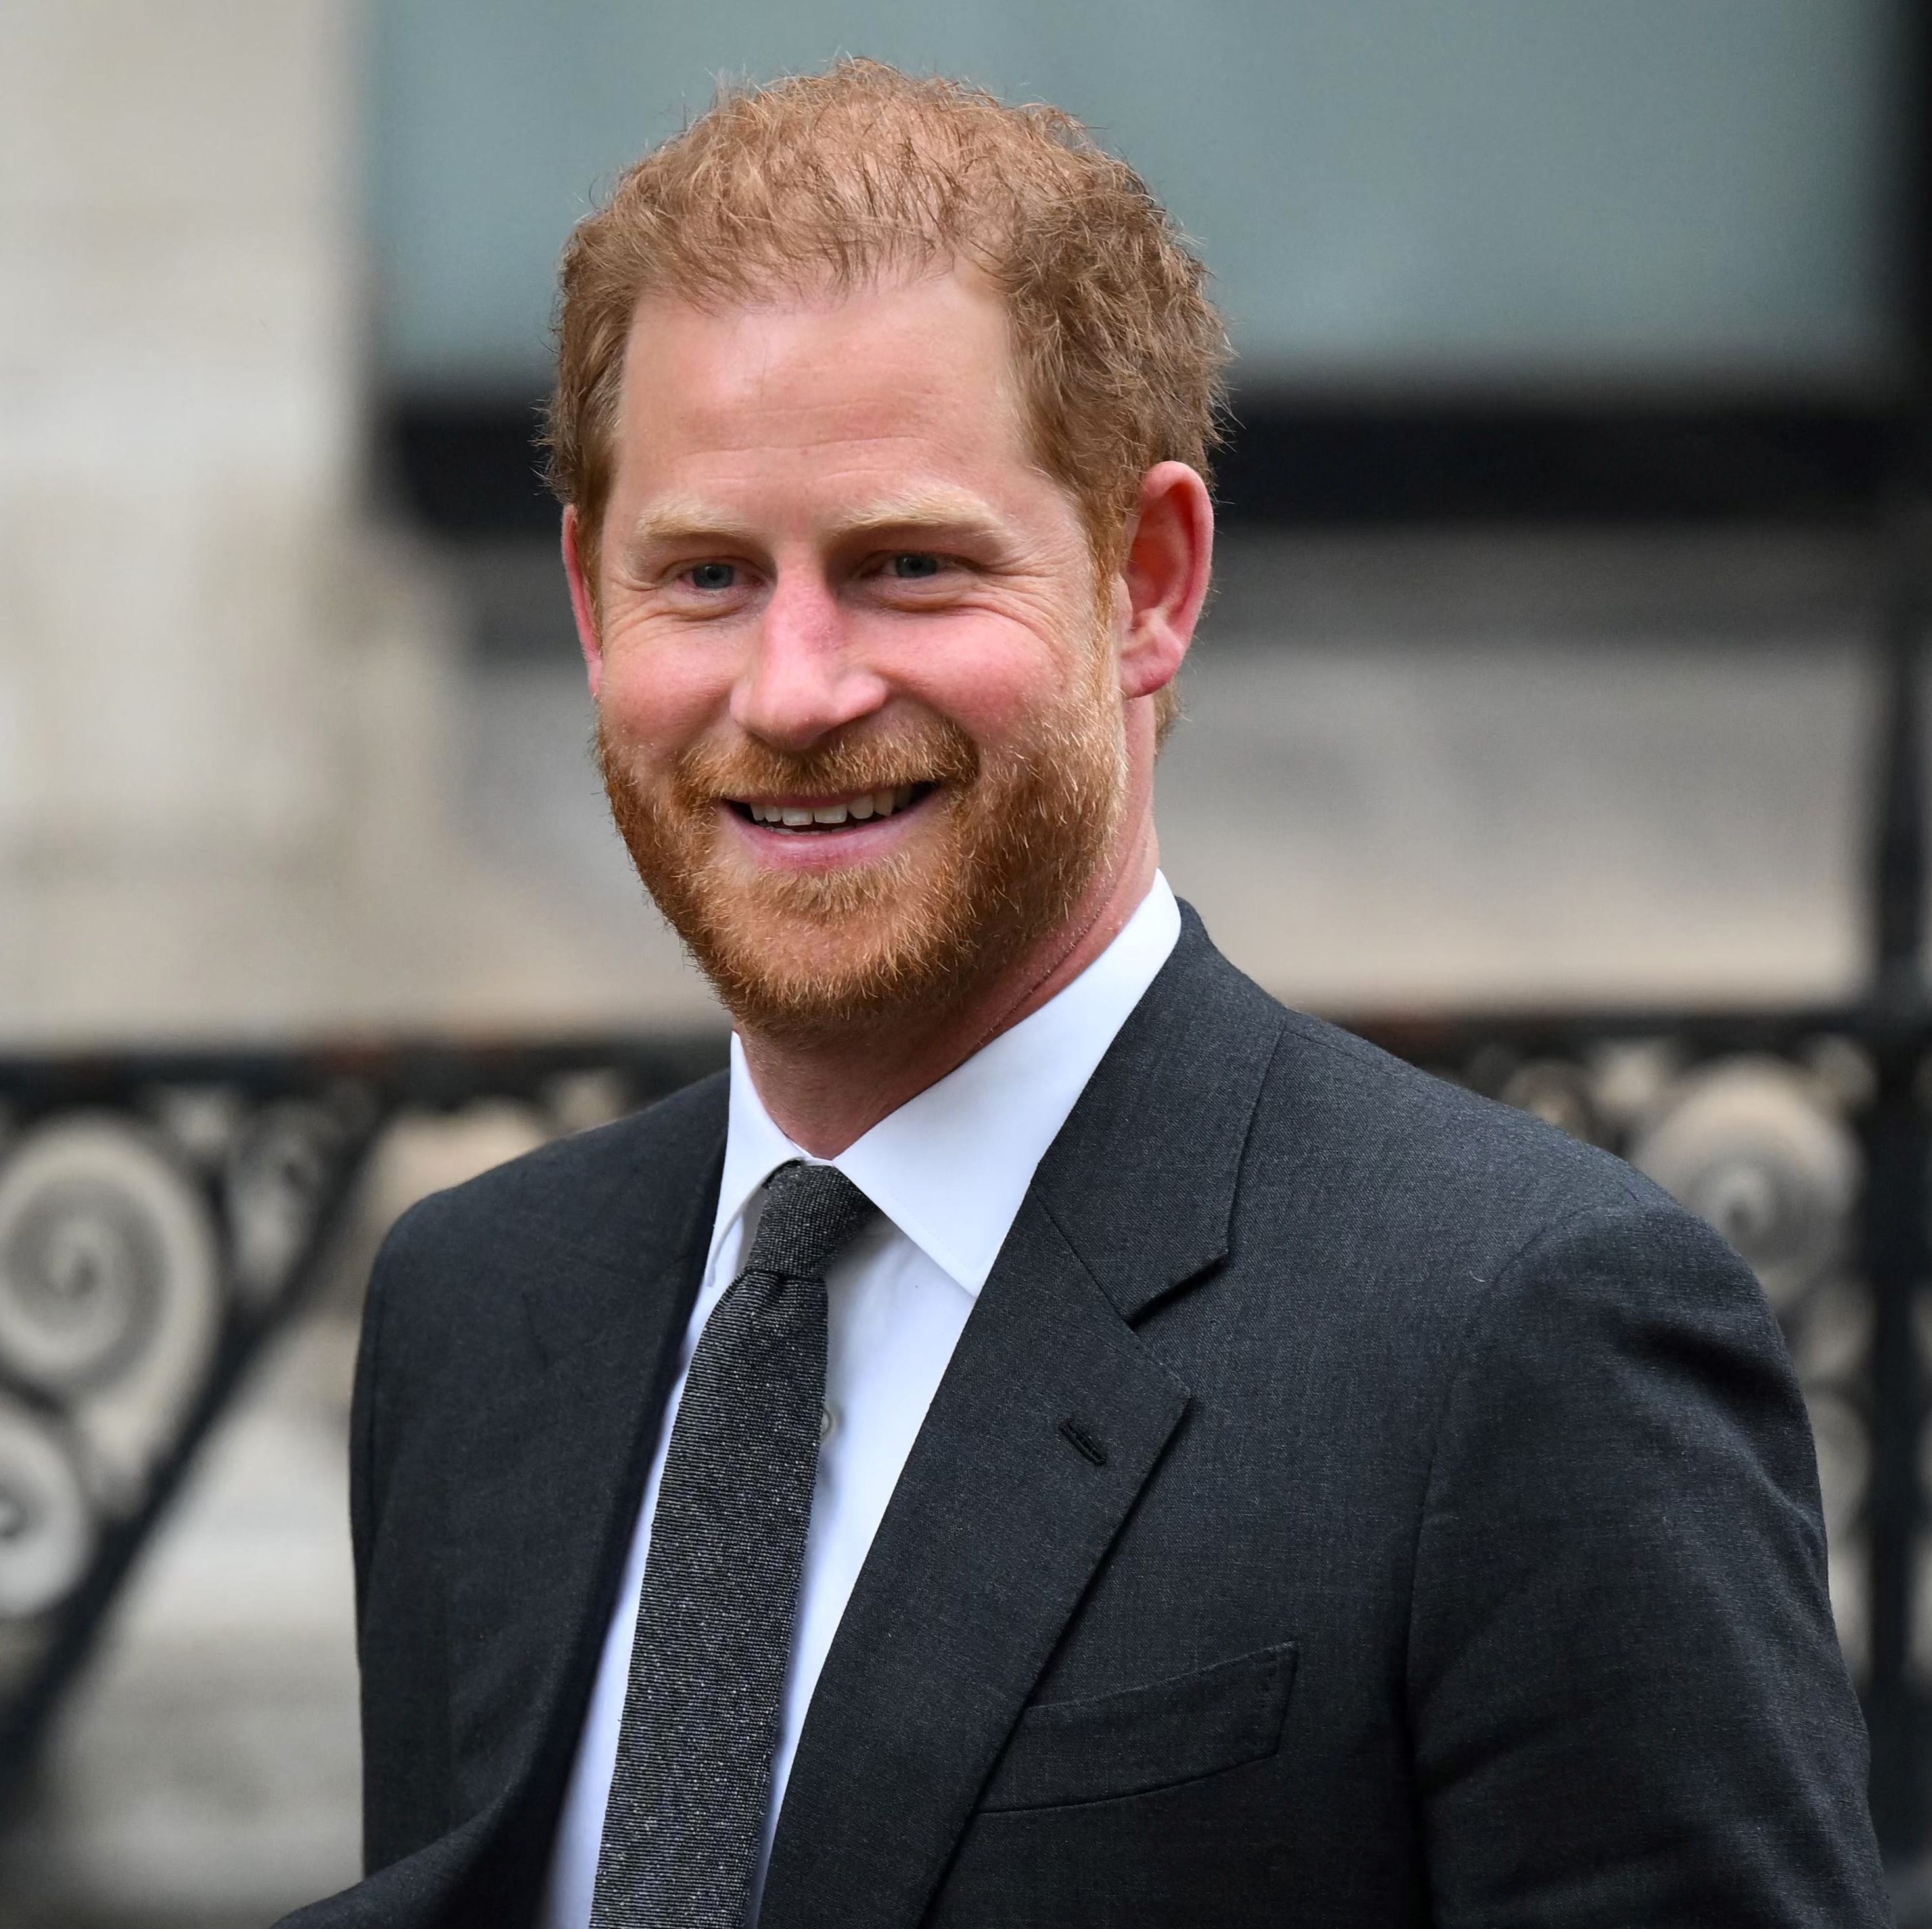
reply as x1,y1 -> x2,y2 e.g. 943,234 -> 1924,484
283,909 -> 1887,1928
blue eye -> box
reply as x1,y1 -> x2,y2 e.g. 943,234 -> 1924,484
687,562 -> 737,591
888,553 -> 944,579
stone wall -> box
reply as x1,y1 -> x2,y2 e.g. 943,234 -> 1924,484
0,0 -> 713,1046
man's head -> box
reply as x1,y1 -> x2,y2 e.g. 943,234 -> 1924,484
550,62 -> 1225,1043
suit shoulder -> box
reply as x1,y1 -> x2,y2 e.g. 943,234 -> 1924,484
1243,1004 -> 1676,1276
375,1068 -> 727,1293
1147,924 -> 1667,1270
1214,1007 -> 1786,1493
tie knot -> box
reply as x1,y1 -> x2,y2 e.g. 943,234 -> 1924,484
743,1161 -> 876,1282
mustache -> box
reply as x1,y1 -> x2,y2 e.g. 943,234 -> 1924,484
614,716 -> 982,805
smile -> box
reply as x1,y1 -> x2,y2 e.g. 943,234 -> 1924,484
728,783 -> 934,832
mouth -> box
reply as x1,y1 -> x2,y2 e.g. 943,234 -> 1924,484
725,782 -> 936,833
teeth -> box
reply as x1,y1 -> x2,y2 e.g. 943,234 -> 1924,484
743,785 -> 923,828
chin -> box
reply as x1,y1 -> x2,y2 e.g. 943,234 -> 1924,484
693,880 -> 985,1042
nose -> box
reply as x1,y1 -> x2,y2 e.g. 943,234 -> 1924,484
731,571 -> 887,752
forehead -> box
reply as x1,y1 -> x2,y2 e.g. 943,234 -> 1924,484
609,269 -> 1038,506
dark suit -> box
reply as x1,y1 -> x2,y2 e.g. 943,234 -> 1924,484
284,909 -> 1887,1927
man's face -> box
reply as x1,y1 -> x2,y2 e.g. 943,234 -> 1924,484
580,268 -> 1130,1041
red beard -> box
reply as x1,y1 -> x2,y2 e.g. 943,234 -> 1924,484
597,669 -> 1126,1045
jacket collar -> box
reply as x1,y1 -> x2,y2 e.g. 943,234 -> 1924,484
1034,900 -> 1288,1320
708,872 -> 1183,1298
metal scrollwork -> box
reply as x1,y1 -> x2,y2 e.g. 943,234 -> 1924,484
0,1035 -> 727,1802
225,1101 -> 346,1311
0,1118 -> 222,1505
0,1398 -> 93,1620
1497,1058 -> 1605,1146
1628,1057 -> 1860,1319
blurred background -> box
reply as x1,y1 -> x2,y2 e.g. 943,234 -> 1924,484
0,1 -> 1927,1921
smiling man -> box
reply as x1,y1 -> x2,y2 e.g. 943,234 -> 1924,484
584,265 -> 1168,1118
286,60 -> 1885,1929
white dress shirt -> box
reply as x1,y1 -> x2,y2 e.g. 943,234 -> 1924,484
538,873 -> 1181,1928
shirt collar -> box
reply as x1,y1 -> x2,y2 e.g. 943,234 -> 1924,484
709,872 -> 1182,1295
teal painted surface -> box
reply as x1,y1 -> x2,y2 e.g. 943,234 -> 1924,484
366,0 -> 1904,391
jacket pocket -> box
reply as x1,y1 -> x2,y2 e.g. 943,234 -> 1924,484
978,1643 -> 1298,1813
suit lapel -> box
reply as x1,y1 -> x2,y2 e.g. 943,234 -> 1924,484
1032,904 -> 1288,1323
760,1194 -> 1189,1929
442,1089 -> 727,1824
761,910 -> 1287,1929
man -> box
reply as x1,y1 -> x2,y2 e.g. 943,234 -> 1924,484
287,60 -> 1886,1929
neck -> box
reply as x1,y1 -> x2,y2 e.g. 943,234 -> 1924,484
738,819 -> 1159,1156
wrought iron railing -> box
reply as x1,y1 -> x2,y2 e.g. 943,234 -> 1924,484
1,1006 -> 1927,1851
0,1037 -> 724,1809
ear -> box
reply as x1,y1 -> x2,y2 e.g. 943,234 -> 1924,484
562,505 -> 605,700
1115,461 -> 1214,703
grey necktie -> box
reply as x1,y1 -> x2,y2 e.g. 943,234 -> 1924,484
589,1159 -> 876,1929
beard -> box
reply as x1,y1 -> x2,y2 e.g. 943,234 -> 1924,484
597,650 -> 1128,1047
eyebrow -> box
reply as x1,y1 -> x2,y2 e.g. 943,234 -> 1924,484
823,488 -> 1010,547
620,486 -> 1011,555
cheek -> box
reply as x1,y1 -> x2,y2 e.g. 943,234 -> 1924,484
599,631 -> 733,756
881,622 -> 1077,744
